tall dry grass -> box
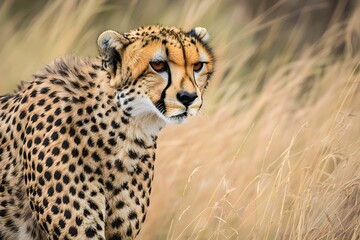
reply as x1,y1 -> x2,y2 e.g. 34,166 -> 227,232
1,0 -> 359,239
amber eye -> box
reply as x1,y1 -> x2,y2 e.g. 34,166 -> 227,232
193,62 -> 204,73
149,61 -> 168,73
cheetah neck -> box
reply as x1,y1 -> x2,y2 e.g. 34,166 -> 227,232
85,61 -> 165,238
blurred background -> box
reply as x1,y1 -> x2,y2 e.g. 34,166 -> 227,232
1,0 -> 360,239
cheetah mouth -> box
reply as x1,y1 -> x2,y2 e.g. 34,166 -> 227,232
171,112 -> 188,119
168,112 -> 188,123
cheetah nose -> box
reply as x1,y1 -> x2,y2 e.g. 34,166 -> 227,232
176,91 -> 198,107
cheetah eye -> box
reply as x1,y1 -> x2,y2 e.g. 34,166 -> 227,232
149,61 -> 168,73
193,62 -> 204,73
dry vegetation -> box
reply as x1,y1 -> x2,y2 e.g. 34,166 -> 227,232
1,0 -> 360,239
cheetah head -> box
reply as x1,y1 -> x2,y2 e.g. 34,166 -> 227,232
97,25 -> 215,124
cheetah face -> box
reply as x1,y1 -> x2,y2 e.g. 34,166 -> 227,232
98,25 -> 215,124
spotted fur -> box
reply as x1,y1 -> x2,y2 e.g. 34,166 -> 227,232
0,25 -> 215,239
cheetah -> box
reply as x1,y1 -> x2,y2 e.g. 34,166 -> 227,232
0,25 -> 215,239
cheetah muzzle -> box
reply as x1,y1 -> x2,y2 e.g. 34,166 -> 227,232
0,25 -> 215,240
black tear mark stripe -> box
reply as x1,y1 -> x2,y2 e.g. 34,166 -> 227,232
155,60 -> 171,114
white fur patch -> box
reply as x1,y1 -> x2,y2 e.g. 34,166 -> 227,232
18,224 -> 31,240
194,27 -> 209,42
150,48 -> 166,62
118,93 -> 166,134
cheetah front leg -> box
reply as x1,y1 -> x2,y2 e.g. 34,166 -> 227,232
26,174 -> 107,239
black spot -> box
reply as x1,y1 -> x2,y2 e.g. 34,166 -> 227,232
36,164 -> 43,173
108,138 -> 117,146
111,218 -> 124,228
89,72 -> 97,79
86,106 -> 93,114
128,150 -> 138,159
60,127 -> 67,134
116,201 -> 125,209
87,200 -> 98,210
69,164 -> 76,172
66,116 -> 72,124
59,220 -> 66,229
61,154 -> 69,164
74,136 -> 81,145
46,157 -> 53,167
83,209 -> 90,217
26,126 -> 32,134
82,148 -> 89,157
111,120 -> 120,129
109,234 -> 122,240
37,99 -> 45,106
64,209 -> 72,219
42,138 -> 50,147
27,139 -> 33,148
96,139 -> 104,148
19,111 -> 26,119
44,171 -> 52,181
44,104 -> 52,111
34,137 -> 41,145
30,90 -> 38,98
51,205 -> 59,214
121,117 -> 129,124
31,114 -> 39,122
78,191 -> 85,199
0,209 -> 7,217
90,125 -> 99,132
64,105 -> 72,112
46,215 -> 52,224
63,175 -> 70,184
84,165 -> 93,174
40,197 -> 48,207
70,187 -> 76,196
75,217 -> 83,226
105,181 -> 113,190
143,171 -> 149,180
52,147 -> 60,156
131,178 -> 138,186
28,104 -> 35,112
85,227 -> 97,238
40,87 -> 50,94
62,140 -> 69,149
21,96 -> 28,104
68,226 -> 78,237
126,227 -> 133,237
54,171 -> 61,180
71,149 -> 79,158
55,183 -> 63,192
114,160 -> 123,172
134,138 -> 146,148
99,122 -> 107,130
50,78 -> 66,85
80,128 -> 88,136
119,132 -> 126,140
91,152 -> 101,162
54,119 -> 62,126
47,115 -> 54,123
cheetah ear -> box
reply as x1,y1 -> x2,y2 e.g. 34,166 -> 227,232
187,27 -> 210,43
97,30 -> 130,87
